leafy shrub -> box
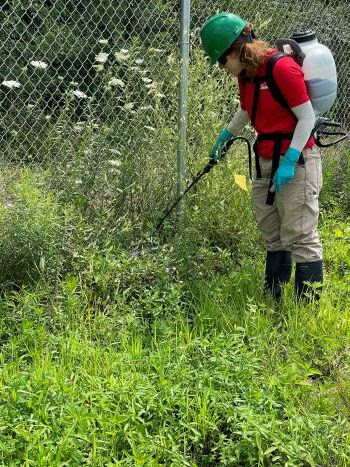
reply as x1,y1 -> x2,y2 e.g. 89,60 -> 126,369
320,148 -> 350,217
0,169 -> 82,288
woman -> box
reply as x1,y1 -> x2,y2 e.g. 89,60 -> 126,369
200,12 -> 323,301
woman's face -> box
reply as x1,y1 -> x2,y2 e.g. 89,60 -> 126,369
219,51 -> 244,76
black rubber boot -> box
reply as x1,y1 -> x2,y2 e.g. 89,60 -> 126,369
295,260 -> 323,301
265,251 -> 292,301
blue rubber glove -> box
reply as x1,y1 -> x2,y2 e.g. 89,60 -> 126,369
272,147 -> 301,193
209,128 -> 233,161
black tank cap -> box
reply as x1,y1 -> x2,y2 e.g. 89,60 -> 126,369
291,30 -> 317,43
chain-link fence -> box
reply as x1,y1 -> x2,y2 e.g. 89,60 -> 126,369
0,1 -> 186,245
0,1 -> 349,240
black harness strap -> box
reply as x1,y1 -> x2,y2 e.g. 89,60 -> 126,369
253,141 -> 261,179
267,134 -> 283,206
241,70 -> 266,128
254,132 -> 305,205
251,79 -> 262,127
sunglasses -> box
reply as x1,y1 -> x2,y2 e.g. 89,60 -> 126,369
218,51 -> 229,65
217,32 -> 255,66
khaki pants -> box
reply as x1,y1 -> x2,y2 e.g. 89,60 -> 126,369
252,147 -> 323,263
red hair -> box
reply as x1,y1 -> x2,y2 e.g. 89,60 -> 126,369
231,22 -> 272,73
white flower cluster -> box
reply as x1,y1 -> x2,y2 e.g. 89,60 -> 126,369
1,80 -> 21,89
1,43 -> 167,107
115,49 -> 130,62
2,58 -> 49,90
72,90 -> 88,99
108,78 -> 125,87
30,60 -> 48,70
107,159 -> 122,167
95,52 -> 109,64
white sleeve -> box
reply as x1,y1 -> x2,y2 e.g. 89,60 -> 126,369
290,101 -> 316,152
227,108 -> 249,134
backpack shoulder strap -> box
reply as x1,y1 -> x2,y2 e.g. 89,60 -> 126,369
265,52 -> 295,114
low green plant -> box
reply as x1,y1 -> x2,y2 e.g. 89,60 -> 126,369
0,214 -> 349,465
320,148 -> 350,217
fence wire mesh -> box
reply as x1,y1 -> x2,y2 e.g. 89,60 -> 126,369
0,0 -> 349,240
1,1 -> 181,239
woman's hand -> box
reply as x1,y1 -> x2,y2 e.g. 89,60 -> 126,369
209,128 -> 233,161
273,147 -> 301,192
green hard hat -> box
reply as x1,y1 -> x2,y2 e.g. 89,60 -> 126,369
200,12 -> 248,66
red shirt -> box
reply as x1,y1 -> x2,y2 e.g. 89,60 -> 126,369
238,50 -> 315,158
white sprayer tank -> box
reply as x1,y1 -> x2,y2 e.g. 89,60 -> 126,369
291,30 -> 337,117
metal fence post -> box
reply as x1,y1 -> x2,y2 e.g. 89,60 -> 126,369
177,0 -> 191,214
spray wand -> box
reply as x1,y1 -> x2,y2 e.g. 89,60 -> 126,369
151,136 -> 252,236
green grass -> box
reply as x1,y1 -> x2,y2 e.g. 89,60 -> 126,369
0,150 -> 349,465
0,218 -> 349,466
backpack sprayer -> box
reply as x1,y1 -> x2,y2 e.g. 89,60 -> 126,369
276,30 -> 347,146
